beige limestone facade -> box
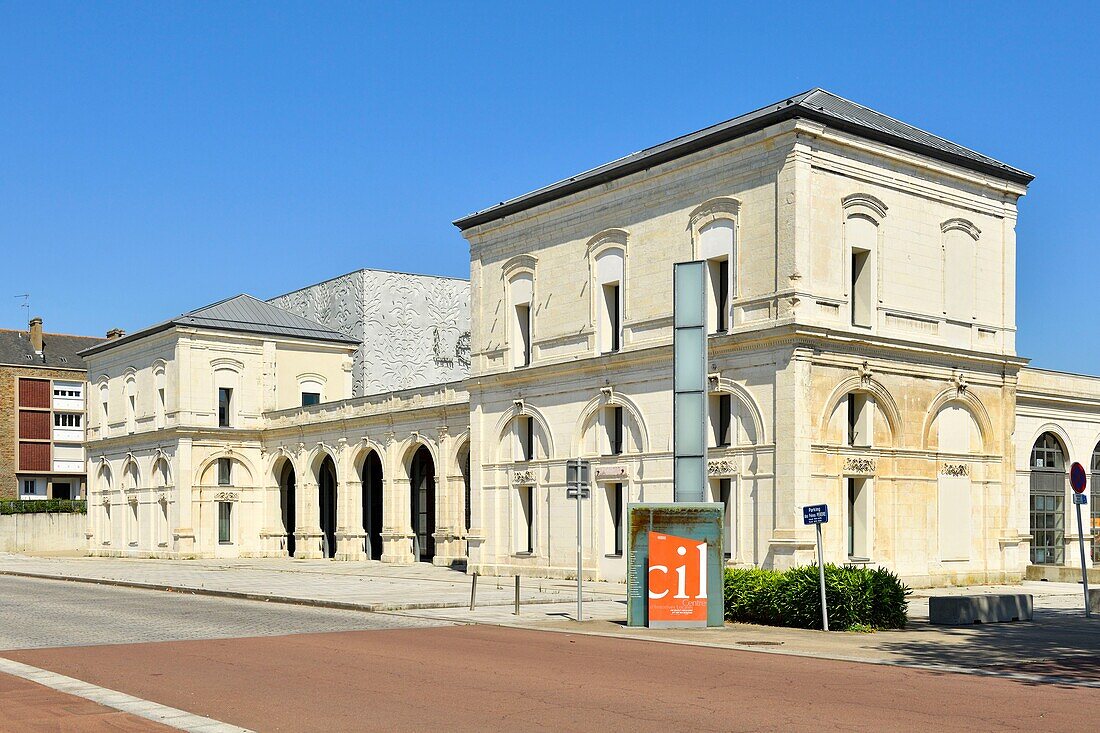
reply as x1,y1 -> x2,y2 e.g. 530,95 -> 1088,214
82,90 -> 1099,586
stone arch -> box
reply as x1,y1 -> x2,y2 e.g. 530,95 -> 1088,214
306,442 -> 341,480
921,388 -> 994,453
941,217 -> 981,240
709,376 -> 767,445
818,375 -> 902,447
585,228 -> 629,257
842,192 -> 889,223
350,439 -> 386,561
151,453 -> 172,487
572,390 -> 650,456
1025,423 -> 1074,469
194,450 -> 257,486
493,402 -> 555,463
121,454 -> 140,490
401,438 -> 438,562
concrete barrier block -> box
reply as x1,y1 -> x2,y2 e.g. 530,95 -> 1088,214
1089,588 -> 1100,616
928,594 -> 1033,625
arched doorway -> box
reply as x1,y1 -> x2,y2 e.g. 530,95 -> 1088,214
1030,432 -> 1066,565
278,461 -> 296,557
362,451 -> 384,561
318,456 -> 338,559
409,446 -> 436,562
459,445 -> 471,536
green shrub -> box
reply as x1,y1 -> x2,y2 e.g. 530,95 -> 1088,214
723,564 -> 910,631
0,499 -> 87,515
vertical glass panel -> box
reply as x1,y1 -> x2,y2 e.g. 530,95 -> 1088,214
675,392 -> 705,455
674,457 -> 706,502
674,262 -> 705,328
674,328 -> 705,391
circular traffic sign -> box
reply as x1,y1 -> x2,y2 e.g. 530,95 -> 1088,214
1069,462 -> 1087,494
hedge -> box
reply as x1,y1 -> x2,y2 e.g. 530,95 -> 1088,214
0,499 -> 87,515
724,564 -> 910,631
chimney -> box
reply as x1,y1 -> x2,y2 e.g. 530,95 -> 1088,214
106,328 -> 125,341
29,317 -> 43,354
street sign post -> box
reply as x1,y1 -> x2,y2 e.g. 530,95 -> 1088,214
1069,462 -> 1090,618
566,459 -> 591,622
803,503 -> 830,632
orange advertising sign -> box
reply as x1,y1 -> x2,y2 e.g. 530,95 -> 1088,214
647,531 -> 709,627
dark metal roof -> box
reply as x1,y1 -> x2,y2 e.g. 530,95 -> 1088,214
0,329 -> 103,371
454,88 -> 1033,231
80,294 -> 358,357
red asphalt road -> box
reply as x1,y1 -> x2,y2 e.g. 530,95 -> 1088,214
2,625 -> 1093,733
0,671 -> 172,732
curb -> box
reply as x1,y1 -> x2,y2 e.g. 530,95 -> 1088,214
0,569 -> 597,614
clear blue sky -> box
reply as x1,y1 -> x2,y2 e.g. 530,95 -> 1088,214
0,2 -> 1095,372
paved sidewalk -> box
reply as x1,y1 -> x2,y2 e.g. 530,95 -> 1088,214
0,553 -> 625,612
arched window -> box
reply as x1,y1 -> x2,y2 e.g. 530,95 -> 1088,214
124,374 -> 137,434
699,220 -> 734,334
1030,432 -> 1066,565
941,219 -> 980,322
842,194 -> 886,329
298,376 -> 324,406
153,364 -> 167,429
98,380 -> 110,431
594,247 -> 624,354
509,272 -> 534,368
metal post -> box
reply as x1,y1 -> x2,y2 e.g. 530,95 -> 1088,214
514,575 -> 521,615
816,522 -> 829,632
577,490 -> 583,622
1076,501 -> 1091,619
469,572 -> 477,611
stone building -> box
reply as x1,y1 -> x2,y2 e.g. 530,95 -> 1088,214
0,317 -> 102,500
269,269 -> 470,397
83,89 -> 1099,585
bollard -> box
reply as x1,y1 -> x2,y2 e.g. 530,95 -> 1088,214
514,575 -> 521,615
469,572 -> 478,611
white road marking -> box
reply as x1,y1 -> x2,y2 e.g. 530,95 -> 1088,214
0,656 -> 254,732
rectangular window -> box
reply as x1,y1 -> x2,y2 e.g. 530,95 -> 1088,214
605,406 -> 624,456
127,394 -> 136,432
708,258 -> 730,333
851,249 -> 872,327
517,487 -> 534,554
848,477 -> 871,559
20,478 -> 46,499
156,388 -> 166,427
301,392 -> 321,406
217,458 -> 232,486
607,483 -> 623,556
218,387 -> 232,427
847,393 -> 872,448
53,384 -> 83,399
719,478 -> 732,558
218,502 -> 232,544
515,303 -> 531,368
54,413 -> 83,428
602,283 -> 621,353
523,416 -> 534,461
718,394 -> 731,447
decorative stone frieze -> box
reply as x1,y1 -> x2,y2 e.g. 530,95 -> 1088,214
214,491 -> 239,502
594,464 -> 629,482
707,459 -> 738,477
941,463 -> 969,477
511,469 -> 536,486
843,457 -> 876,475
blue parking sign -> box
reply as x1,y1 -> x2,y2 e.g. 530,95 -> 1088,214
803,504 -> 829,525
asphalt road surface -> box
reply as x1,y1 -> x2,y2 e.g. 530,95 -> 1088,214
0,576 -> 1094,732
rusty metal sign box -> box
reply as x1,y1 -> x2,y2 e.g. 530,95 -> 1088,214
626,503 -> 724,628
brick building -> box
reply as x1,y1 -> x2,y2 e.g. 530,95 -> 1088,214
0,318 -> 104,500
